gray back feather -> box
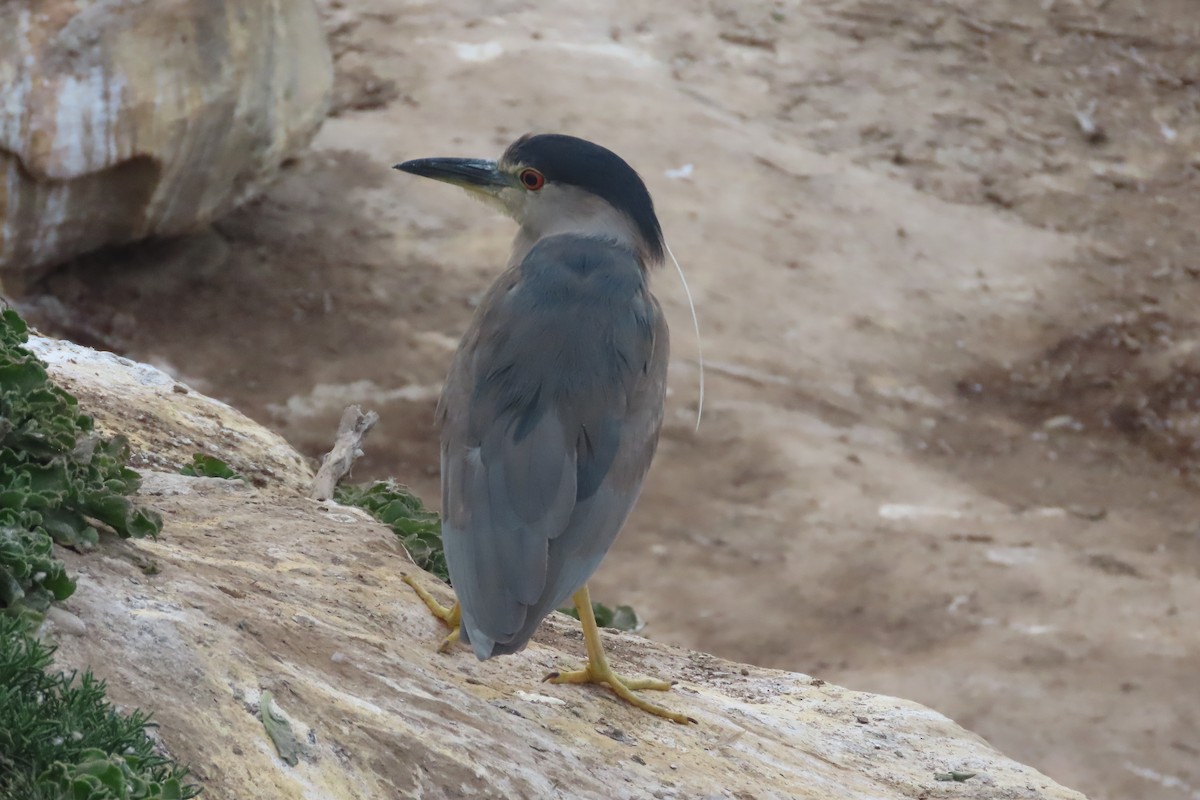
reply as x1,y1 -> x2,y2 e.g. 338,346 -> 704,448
438,234 -> 668,659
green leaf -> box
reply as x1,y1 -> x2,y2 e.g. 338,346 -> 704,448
1,307 -> 29,338
558,601 -> 645,632
179,453 -> 244,481
607,605 -> 644,633
0,564 -> 25,606
44,570 -> 78,602
42,508 -> 99,548
127,509 -> 163,540
259,691 -> 302,767
934,771 -> 977,782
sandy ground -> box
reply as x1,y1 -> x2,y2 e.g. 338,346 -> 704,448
16,1 -> 1200,798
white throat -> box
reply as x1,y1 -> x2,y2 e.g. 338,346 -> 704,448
505,184 -> 644,266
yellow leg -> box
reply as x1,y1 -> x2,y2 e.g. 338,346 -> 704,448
402,575 -> 461,653
544,585 -> 694,724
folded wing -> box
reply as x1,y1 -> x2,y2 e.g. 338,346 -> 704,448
438,235 -> 668,659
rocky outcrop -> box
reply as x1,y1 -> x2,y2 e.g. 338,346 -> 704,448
27,336 -> 314,494
35,335 -> 1088,800
0,1 -> 333,281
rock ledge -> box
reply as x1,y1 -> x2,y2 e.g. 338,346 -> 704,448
38,336 -> 1088,800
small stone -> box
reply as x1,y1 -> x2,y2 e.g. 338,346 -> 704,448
1067,505 -> 1108,521
44,606 -> 87,636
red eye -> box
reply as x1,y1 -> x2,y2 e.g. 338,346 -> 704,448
519,168 -> 545,190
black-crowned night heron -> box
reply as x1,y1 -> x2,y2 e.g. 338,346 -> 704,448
394,133 -> 691,724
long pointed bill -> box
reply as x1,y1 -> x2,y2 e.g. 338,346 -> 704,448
392,157 -> 512,190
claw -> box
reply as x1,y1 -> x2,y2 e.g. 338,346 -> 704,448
547,585 -> 693,724
402,575 -> 461,652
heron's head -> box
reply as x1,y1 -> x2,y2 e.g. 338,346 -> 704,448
394,133 -> 665,265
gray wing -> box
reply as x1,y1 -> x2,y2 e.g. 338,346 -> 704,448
437,235 -> 669,659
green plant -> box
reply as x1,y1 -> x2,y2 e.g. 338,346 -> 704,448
0,308 -> 196,795
335,479 -> 446,581
0,616 -> 198,799
559,602 -> 644,633
179,454 -> 243,481
0,308 -> 162,618
258,691 -> 302,767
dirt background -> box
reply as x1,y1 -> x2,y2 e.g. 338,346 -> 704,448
15,1 -> 1200,798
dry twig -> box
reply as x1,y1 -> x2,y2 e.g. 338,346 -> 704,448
1069,96 -> 1107,144
310,404 -> 380,500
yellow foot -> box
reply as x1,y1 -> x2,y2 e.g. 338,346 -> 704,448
547,585 -> 694,725
546,664 -> 672,691
544,661 -> 694,725
402,575 -> 461,653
